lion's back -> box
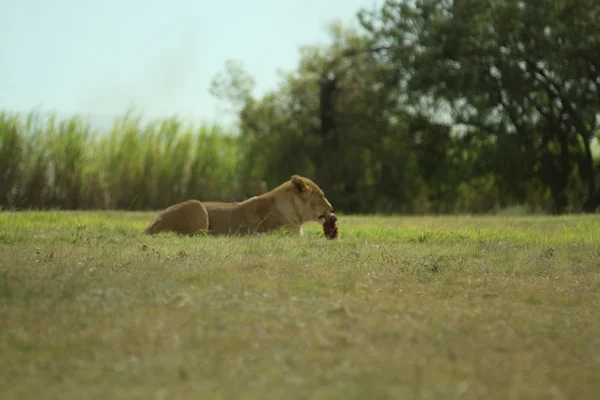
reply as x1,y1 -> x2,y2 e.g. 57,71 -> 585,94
204,194 -> 290,235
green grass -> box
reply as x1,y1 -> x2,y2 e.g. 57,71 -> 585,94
1,212 -> 600,399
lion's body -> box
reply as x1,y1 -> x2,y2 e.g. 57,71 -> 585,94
143,175 -> 334,237
143,199 -> 209,236
202,199 -> 291,235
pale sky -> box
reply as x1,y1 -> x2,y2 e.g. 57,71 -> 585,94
1,0 -> 381,129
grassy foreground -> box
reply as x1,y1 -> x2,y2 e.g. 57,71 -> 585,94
1,211 -> 599,399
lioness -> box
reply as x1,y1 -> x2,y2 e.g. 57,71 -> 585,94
143,175 -> 334,236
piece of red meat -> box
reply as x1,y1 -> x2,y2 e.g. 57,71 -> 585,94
322,213 -> 338,239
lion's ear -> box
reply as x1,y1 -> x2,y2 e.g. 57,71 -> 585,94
291,175 -> 311,194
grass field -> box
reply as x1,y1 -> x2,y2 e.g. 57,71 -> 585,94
1,211 -> 599,399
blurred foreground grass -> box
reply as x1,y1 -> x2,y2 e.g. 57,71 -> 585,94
1,211 -> 599,399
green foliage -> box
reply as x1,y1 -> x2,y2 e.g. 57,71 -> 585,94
210,23 -> 538,214
4,1 -> 600,214
203,1 -> 600,214
0,110 -> 243,210
359,0 -> 600,213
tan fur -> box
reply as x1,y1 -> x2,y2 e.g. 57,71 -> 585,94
143,199 -> 209,236
143,175 -> 334,237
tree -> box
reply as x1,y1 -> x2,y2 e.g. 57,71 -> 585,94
359,0 -> 600,213
209,18 -> 528,214
209,59 -> 256,117
211,23 -> 430,213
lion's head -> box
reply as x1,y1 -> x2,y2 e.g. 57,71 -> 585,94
288,175 -> 334,224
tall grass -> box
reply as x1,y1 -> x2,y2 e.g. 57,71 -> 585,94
0,110 -> 244,211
